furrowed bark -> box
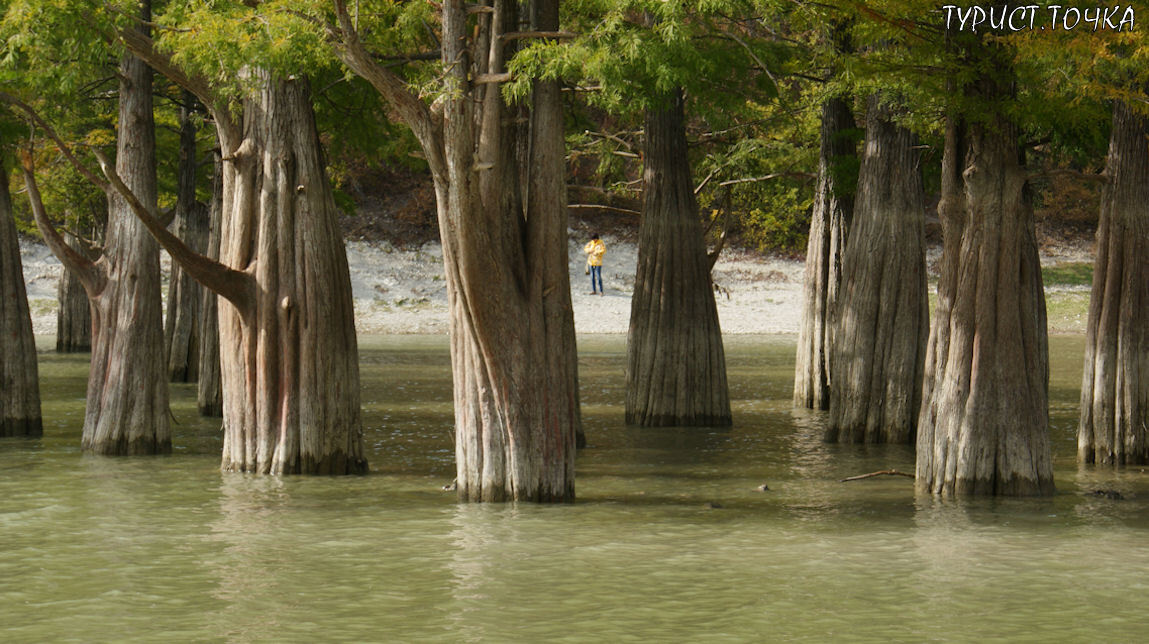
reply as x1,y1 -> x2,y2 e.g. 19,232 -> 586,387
103,75 -> 365,473
0,156 -> 42,438
164,91 -> 208,382
916,56 -> 1053,496
198,153 -> 224,417
625,89 -> 731,427
794,95 -> 856,409
1079,100 -> 1149,465
332,0 -> 580,499
827,96 -> 927,443
56,230 -> 94,353
213,73 -> 366,474
82,29 -> 170,455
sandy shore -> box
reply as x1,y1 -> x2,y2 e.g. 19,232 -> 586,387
18,233 -> 1091,337
19,234 -> 806,336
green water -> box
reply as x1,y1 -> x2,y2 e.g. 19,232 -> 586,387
3,335 -> 1149,642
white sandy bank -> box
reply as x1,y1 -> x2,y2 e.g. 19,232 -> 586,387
19,233 -> 805,336
19,232 -> 1092,337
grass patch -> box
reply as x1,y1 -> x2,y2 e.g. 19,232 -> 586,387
29,298 -> 56,316
1046,292 -> 1090,333
1042,262 -> 1093,288
926,289 -> 1090,334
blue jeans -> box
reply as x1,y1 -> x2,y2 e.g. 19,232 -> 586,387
590,265 -> 603,293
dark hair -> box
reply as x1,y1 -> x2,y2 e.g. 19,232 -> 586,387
592,232 -> 601,240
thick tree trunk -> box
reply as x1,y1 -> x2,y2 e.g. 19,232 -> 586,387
794,96 -> 856,409
164,92 -> 208,382
826,96 -> 927,443
625,89 -> 731,427
109,29 -> 365,472
1079,100 -> 1149,465
443,0 -> 579,501
211,74 -> 365,474
0,158 -> 42,438
198,153 -> 223,417
79,29 -> 171,455
916,67 -> 1052,495
56,230 -> 93,353
331,0 -> 580,498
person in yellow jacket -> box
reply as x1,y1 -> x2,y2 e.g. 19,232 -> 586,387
584,233 -> 606,295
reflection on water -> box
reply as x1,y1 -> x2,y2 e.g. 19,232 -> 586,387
2,335 -> 1149,641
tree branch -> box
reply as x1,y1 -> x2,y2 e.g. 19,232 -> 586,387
114,26 -> 241,150
839,470 -> 915,482
568,204 -> 641,216
0,91 -> 111,192
17,151 -> 107,298
1028,168 -> 1107,184
718,172 -> 814,187
330,0 -> 446,179
500,30 -> 576,41
91,148 -> 254,309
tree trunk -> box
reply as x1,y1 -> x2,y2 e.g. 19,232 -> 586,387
625,89 -> 731,427
916,63 -> 1053,496
0,157 -> 42,438
445,0 -> 578,500
1078,100 -> 1149,465
55,230 -> 93,353
794,95 -> 856,409
826,96 -> 927,443
164,91 -> 208,382
79,20 -> 171,455
106,30 -> 366,473
198,153 -> 223,417
211,74 -> 366,474
331,0 -> 580,498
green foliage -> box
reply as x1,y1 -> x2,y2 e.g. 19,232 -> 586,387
509,0 -> 791,116
739,185 -> 812,251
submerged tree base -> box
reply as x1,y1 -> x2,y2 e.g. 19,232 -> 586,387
1,418 -> 43,438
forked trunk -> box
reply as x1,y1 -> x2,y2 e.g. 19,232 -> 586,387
0,157 -> 41,437
82,40 -> 170,455
164,93 -> 208,382
1079,100 -> 1149,464
198,154 -> 223,417
56,230 -> 93,353
916,66 -> 1052,495
107,29 -> 365,472
442,0 -> 578,500
827,96 -> 927,443
794,95 -> 856,409
214,74 -> 366,474
626,89 -> 731,427
331,0 -> 580,498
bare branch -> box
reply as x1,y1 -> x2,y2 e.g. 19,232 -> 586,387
500,31 -> 576,42
839,470 -> 915,482
330,0 -> 445,178
91,148 -> 254,309
0,91 -> 111,192
694,167 -> 719,195
114,26 -> 241,149
474,72 -> 512,85
584,129 -> 638,151
718,172 -> 814,187
17,150 -> 107,298
568,204 -> 641,216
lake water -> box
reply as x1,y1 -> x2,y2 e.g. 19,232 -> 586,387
3,335 -> 1148,642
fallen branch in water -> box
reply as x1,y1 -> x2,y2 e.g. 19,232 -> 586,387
840,470 -> 914,483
